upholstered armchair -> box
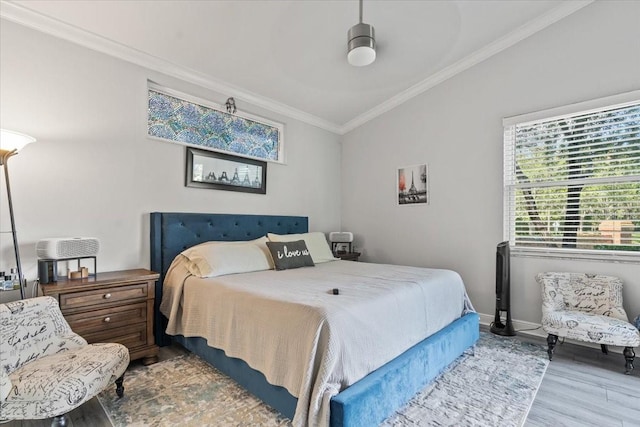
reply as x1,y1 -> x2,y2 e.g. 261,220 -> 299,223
1,296 -> 129,426
536,272 -> 640,374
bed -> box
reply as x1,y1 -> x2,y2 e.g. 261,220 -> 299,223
150,212 -> 479,427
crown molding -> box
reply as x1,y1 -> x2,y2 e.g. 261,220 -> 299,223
0,1 -> 342,135
1,0 -> 593,137
340,0 -> 594,134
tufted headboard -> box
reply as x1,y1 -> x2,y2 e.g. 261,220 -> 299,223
150,212 -> 309,345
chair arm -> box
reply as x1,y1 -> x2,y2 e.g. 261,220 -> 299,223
0,369 -> 11,403
58,333 -> 89,349
600,278 -> 630,322
536,273 -> 566,312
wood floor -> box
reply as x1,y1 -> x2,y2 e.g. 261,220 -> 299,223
4,334 -> 639,427
521,333 -> 640,427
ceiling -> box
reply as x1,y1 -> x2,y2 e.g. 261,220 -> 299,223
1,0 -> 592,133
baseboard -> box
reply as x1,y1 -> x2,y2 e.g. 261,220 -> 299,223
478,312 -> 625,355
478,312 -> 546,338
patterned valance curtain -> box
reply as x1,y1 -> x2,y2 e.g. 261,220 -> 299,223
147,83 -> 284,163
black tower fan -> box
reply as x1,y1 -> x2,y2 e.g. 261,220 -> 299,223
490,241 -> 516,336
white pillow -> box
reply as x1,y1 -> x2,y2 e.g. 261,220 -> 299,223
181,237 -> 274,277
267,232 -> 336,264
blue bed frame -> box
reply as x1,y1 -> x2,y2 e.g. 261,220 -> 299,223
150,212 -> 479,427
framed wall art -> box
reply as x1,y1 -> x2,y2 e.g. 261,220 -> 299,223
398,164 -> 428,205
186,147 -> 267,194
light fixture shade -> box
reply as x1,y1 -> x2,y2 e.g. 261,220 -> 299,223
0,129 -> 36,152
348,22 -> 376,67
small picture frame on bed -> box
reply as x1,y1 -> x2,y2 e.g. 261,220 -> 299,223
186,147 -> 267,194
398,163 -> 428,205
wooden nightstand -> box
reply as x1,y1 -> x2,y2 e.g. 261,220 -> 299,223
333,251 -> 361,261
41,268 -> 159,365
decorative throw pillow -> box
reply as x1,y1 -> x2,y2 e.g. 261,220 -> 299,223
267,232 -> 336,264
266,240 -> 315,271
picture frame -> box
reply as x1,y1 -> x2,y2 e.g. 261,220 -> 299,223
397,163 -> 428,205
186,147 -> 267,194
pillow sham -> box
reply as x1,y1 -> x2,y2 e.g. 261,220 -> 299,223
181,236 -> 273,277
267,232 -> 336,264
266,240 -> 315,271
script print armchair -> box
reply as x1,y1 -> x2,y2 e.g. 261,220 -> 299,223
536,272 -> 640,374
1,296 -> 129,426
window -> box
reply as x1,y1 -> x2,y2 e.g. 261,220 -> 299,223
503,92 -> 640,260
147,83 -> 284,163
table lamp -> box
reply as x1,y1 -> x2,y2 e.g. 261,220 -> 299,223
329,232 -> 354,254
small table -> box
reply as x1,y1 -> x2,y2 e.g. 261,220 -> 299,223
41,268 -> 160,365
333,251 -> 361,261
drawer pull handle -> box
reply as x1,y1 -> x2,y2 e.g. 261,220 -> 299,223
104,317 -> 111,323
104,293 -> 112,299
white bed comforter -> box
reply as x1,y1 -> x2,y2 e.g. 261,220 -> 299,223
160,258 -> 473,427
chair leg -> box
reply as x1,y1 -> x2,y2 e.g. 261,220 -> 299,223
547,334 -> 558,361
116,374 -> 125,398
601,344 -> 608,354
51,414 -> 69,427
623,347 -> 635,375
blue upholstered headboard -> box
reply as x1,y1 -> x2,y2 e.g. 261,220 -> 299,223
150,212 -> 309,345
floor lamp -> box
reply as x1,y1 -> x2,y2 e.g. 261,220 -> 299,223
1,129 -> 36,299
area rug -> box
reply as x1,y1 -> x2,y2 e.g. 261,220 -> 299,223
98,332 -> 548,426
380,333 -> 548,426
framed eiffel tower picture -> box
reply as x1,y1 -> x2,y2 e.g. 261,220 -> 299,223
186,147 -> 267,194
397,163 -> 428,205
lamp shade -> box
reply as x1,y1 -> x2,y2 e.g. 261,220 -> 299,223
0,129 -> 36,152
347,22 -> 376,67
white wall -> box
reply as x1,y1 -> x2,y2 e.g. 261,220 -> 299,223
341,1 -> 640,326
0,19 -> 342,298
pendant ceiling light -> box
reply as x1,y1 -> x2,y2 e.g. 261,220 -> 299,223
347,0 -> 376,67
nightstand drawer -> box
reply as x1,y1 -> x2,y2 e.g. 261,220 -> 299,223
82,322 -> 148,349
41,269 -> 160,365
66,302 -> 147,334
60,283 -> 148,310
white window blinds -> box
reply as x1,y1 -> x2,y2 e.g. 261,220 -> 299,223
504,97 -> 640,258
